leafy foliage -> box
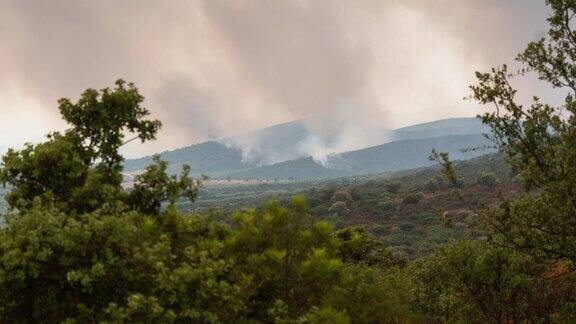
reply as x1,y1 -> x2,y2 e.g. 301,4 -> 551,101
410,241 -> 536,322
5,5 -> 576,319
0,207 -> 245,322
424,176 -> 441,192
127,155 -> 201,216
0,195 -> 416,322
226,197 -> 343,321
402,192 -> 424,205
0,80 -> 195,218
468,0 -> 576,264
477,172 -> 499,188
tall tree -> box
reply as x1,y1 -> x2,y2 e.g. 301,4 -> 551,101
0,80 -> 196,216
469,0 -> 576,262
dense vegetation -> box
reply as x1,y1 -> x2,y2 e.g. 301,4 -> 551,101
2,1 -> 576,322
186,153 -> 516,258
307,154 -> 517,258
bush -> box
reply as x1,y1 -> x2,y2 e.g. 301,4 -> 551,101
0,207 -> 246,322
226,197 -> 344,321
370,225 -> 390,237
331,190 -> 353,205
410,212 -> 437,225
329,201 -> 350,216
377,194 -> 396,212
397,222 -> 416,232
377,199 -> 396,212
385,181 -> 402,194
313,205 -> 329,215
335,227 -> 405,268
0,197 -> 418,322
323,265 -> 415,323
402,192 -> 425,205
408,241 -> 556,323
424,177 -> 440,192
477,172 -> 499,188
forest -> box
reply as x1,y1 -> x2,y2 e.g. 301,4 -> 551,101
1,0 -> 576,322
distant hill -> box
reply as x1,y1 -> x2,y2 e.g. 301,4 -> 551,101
214,134 -> 492,181
221,157 -> 350,181
123,141 -> 248,175
327,134 -> 492,175
390,117 -> 489,142
123,117 -> 492,180
222,119 -> 313,165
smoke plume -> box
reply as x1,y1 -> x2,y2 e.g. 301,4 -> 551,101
0,0 -> 548,162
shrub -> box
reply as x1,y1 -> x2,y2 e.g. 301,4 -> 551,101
331,190 -> 353,205
402,192 -> 425,205
397,222 -> 416,232
370,225 -> 390,237
0,207 -> 246,322
477,172 -> 499,188
226,197 -> 343,321
329,201 -> 350,215
408,241 -> 553,323
410,212 -> 437,225
335,227 -> 405,268
0,196 -> 418,322
323,265 -> 415,323
385,181 -> 402,194
377,199 -> 396,212
424,177 -> 440,192
377,194 -> 396,211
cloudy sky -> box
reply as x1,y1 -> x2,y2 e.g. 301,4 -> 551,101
0,0 -> 550,158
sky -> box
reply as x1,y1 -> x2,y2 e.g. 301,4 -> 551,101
0,0 -> 551,158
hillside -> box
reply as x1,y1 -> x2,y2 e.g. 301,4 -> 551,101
390,117 -> 489,141
327,134 -> 492,174
306,153 -> 518,257
123,117 -> 491,180
123,141 -> 248,175
222,119 -> 314,165
187,153 -> 518,258
221,157 -> 350,180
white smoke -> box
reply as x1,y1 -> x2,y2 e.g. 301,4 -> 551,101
0,0 -> 548,161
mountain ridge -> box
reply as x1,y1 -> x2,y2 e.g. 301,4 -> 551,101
123,117 -> 490,180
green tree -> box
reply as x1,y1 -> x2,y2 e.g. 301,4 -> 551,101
329,200 -> 350,216
477,172 -> 499,188
0,80 -> 197,217
385,181 -> 402,194
424,177 -> 440,192
0,80 -> 424,322
323,264 -> 414,323
331,190 -> 353,205
409,241 -> 540,323
127,155 -> 201,217
0,207 -> 247,322
225,197 -> 343,321
468,0 -> 576,263
402,192 -> 424,205
58,79 -> 161,176
334,226 -> 405,268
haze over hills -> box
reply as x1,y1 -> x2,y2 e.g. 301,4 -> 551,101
390,117 -> 490,141
327,134 -> 491,175
223,157 -> 351,181
221,119 -> 315,166
123,117 -> 491,180
124,141 -> 248,176
220,115 -> 391,166
219,134 -> 491,181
